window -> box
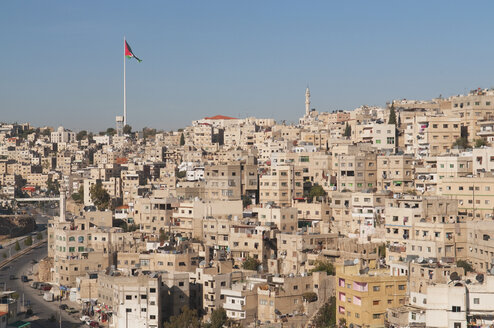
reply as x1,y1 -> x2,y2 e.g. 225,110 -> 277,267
373,313 -> 381,319
452,306 -> 461,312
150,288 -> 156,293
474,298 -> 479,304
373,286 -> 380,292
126,295 -> 132,300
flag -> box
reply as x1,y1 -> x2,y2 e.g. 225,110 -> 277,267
125,40 -> 142,62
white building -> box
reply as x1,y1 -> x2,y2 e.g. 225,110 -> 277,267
425,275 -> 494,328
51,126 -> 76,143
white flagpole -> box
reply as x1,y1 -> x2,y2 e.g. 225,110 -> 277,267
123,36 -> 127,127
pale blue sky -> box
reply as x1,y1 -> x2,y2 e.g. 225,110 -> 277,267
1,1 -> 494,132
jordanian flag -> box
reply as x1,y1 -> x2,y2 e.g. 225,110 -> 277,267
125,40 -> 142,62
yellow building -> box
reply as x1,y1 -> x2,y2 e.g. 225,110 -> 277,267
335,263 -> 407,328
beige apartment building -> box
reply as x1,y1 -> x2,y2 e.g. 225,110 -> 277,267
259,164 -> 304,207
228,224 -> 276,269
404,115 -> 461,157
97,272 -> 162,328
257,272 -> 334,325
377,154 -> 414,193
438,176 -> 494,219
204,162 -> 258,202
221,281 -> 259,323
275,232 -> 336,275
444,88 -> 494,142
436,154 -> 472,181
133,194 -> 176,233
253,205 -> 298,233
116,250 -> 199,273
332,144 -> 377,192
384,195 -> 458,262
335,263 -> 407,328
327,191 -> 353,235
472,147 -> 494,174
354,123 -> 396,150
171,199 -> 242,239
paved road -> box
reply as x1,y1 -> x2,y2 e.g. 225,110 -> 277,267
0,244 -> 84,328
0,205 -> 53,261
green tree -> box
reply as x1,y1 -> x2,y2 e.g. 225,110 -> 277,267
41,129 -> 51,137
123,124 -> 132,135
311,260 -> 335,276
313,296 -> 336,328
36,232 -> 43,240
242,256 -> 260,271
46,177 -> 59,195
180,133 -> 185,146
302,292 -> 318,302
242,195 -> 252,208
76,130 -> 87,141
378,244 -> 386,257
164,306 -> 201,328
159,229 -> 167,243
106,128 -> 116,136
343,122 -> 351,138
143,127 -> 157,139
475,138 -> 488,148
90,181 -> 111,210
205,307 -> 228,328
15,240 -> 21,251
71,185 -> 84,204
388,104 -> 397,125
24,236 -> 33,246
453,137 -> 470,149
309,185 -> 326,200
457,260 -> 474,273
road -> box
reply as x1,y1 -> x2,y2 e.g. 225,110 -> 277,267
0,204 -> 54,261
0,242 -> 83,327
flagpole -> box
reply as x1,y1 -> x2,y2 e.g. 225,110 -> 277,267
123,36 -> 127,127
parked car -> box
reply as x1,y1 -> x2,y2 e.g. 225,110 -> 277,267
30,281 -> 39,289
88,321 -> 99,328
66,307 -> 78,314
59,304 -> 68,310
80,315 -> 91,322
21,275 -> 28,282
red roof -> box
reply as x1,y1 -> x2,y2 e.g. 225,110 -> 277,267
0,312 -> 7,316
204,115 -> 238,120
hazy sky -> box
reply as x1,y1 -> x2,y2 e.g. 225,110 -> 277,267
1,1 -> 494,132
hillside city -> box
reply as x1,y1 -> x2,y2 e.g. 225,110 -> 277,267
3,87 -> 494,328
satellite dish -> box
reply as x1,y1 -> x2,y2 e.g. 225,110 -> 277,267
417,257 -> 424,263
353,259 -> 360,265
429,259 -> 433,264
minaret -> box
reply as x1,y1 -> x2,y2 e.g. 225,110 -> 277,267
59,184 -> 66,223
305,87 -> 311,116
